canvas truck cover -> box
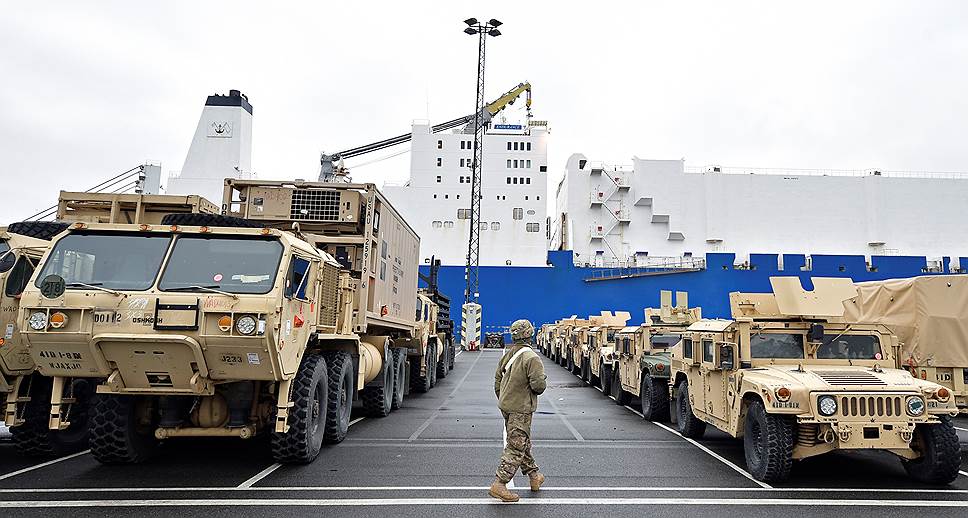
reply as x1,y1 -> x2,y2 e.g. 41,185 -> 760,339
843,275 -> 968,367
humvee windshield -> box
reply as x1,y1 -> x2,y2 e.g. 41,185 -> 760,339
37,233 -> 171,291
159,236 -> 283,295
0,240 -> 13,273
750,332 -> 805,359
650,333 -> 682,348
817,334 -> 882,360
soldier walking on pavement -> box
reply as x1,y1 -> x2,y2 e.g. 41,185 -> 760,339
489,319 -> 547,502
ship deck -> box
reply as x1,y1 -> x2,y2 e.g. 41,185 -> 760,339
1,349 -> 967,517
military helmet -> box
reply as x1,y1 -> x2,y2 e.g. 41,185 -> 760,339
510,319 -> 535,341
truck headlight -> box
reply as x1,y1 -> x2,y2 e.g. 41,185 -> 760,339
236,315 -> 257,336
906,396 -> 925,416
28,311 -> 48,330
818,395 -> 838,416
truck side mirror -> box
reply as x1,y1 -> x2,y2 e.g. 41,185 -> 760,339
718,344 -> 735,370
808,323 -> 824,342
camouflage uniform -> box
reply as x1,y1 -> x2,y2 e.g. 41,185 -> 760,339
497,411 -> 538,482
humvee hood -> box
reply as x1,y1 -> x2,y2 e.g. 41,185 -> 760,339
748,365 -> 919,391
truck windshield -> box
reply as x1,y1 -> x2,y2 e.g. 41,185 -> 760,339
159,236 -> 283,294
750,332 -> 805,359
650,334 -> 682,348
0,240 -> 13,273
817,334 -> 882,360
36,233 -> 172,291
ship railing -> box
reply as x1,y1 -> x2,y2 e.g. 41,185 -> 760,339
684,165 -> 968,180
578,256 -> 707,271
580,256 -> 707,282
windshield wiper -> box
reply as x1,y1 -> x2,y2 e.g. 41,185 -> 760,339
66,282 -> 124,297
165,285 -> 239,299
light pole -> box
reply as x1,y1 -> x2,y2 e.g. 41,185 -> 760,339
462,17 -> 501,305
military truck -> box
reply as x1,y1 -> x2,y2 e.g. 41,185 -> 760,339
537,323 -> 555,356
581,311 -> 630,389
843,275 -> 968,413
670,277 -> 962,483
611,292 -> 702,420
549,316 -> 582,366
222,179 -> 449,396
55,191 -> 218,224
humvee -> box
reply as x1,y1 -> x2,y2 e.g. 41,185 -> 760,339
537,323 -> 554,356
671,277 -> 962,483
613,291 -> 701,420
580,312 -> 630,390
550,316 -> 585,367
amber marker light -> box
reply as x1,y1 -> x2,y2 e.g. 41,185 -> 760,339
217,315 -> 233,332
199,226 -> 211,233
73,222 -> 87,229
261,228 -> 271,235
169,225 -> 180,232
139,224 -> 151,231
49,312 -> 68,329
775,387 -> 792,401
936,387 -> 951,401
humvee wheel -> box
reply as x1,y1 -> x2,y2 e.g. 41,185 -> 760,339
640,374 -> 670,421
271,353 -> 328,463
391,349 -> 406,410
901,416 -> 961,484
580,358 -> 590,384
11,376 -> 91,457
323,351 -> 353,444
89,394 -> 158,464
361,352 -> 393,418
566,352 -> 575,373
743,400 -> 794,483
410,346 -> 432,394
436,342 -> 449,380
675,382 -> 706,439
448,339 -> 456,370
600,363 -> 612,395
612,368 -> 630,405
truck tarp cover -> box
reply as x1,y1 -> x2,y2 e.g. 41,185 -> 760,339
843,275 -> 968,367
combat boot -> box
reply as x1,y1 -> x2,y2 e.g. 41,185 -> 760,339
488,480 -> 520,502
528,471 -> 545,492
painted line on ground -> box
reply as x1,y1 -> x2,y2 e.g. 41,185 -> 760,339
348,417 -> 365,427
960,470 -> 968,478
624,405 -> 645,418
3,497 -> 968,508
954,426 -> 968,432
652,421 -> 771,489
1,486 -> 967,494
544,395 -> 585,442
408,350 -> 483,441
236,464 -> 282,489
0,449 -> 90,482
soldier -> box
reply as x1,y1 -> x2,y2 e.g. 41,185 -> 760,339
489,319 -> 547,502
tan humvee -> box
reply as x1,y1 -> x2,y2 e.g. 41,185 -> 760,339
670,277 -> 962,484
17,220 -> 398,464
579,312 -> 630,392
613,291 -> 701,420
551,316 -> 587,367
537,323 -> 555,357
568,319 -> 598,375
843,275 -> 968,412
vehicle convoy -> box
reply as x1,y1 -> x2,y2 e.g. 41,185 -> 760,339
842,275 -> 968,413
613,291 -> 701,420
670,277 -> 962,484
582,311 -> 630,391
555,316 -> 590,371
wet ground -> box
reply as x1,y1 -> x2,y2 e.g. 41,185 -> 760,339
1,348 -> 967,517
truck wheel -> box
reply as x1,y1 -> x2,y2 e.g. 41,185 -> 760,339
410,348 -> 432,394
391,349 -> 406,410
436,342 -> 448,380
566,352 -> 574,373
612,368 -> 630,405
271,353 -> 328,463
448,340 -> 456,370
360,355 -> 393,418
428,343 -> 438,388
11,377 -> 91,457
601,363 -> 612,394
581,359 -> 591,384
675,382 -> 706,439
5,221 -> 70,241
89,394 -> 158,464
901,416 -> 961,484
743,400 -> 794,483
322,351 -> 353,444
640,374 -> 670,421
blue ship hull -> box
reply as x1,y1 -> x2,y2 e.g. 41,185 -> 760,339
420,250 -> 966,337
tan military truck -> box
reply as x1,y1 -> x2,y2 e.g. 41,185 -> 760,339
222,179 -> 449,397
580,311 -> 630,389
567,319 -> 597,375
613,292 -> 701,420
671,277 -> 962,484
843,275 -> 968,413
537,323 -> 555,357
550,316 -> 584,367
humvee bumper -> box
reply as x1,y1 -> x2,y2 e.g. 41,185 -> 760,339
794,418 -> 925,459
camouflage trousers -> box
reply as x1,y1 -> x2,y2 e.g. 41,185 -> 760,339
496,412 -> 538,483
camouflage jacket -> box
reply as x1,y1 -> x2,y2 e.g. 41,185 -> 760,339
494,343 -> 547,414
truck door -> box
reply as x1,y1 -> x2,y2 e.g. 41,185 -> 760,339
700,333 -> 729,423
278,255 -> 317,376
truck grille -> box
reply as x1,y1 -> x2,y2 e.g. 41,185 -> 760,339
816,371 -> 886,386
317,262 -> 339,327
840,395 -> 903,417
290,189 -> 340,221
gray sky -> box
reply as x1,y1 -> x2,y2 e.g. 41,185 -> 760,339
2,1 -> 967,222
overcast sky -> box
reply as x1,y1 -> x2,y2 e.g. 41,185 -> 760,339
1,1 -> 967,222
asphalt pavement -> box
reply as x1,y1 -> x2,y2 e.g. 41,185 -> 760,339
0,348 -> 967,517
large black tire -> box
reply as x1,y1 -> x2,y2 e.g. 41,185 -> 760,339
436,342 -> 448,380
6,221 -> 70,241
410,347 -> 432,394
448,339 -> 456,370
160,212 -> 263,228
271,353 -> 328,463
743,400 -> 794,483
391,348 -> 406,410
428,343 -> 438,388
11,376 -> 91,457
580,358 -> 590,384
89,394 -> 159,464
675,381 -> 707,439
901,416 -> 962,484
640,374 -> 670,421
600,363 -> 612,394
612,366 -> 630,405
360,352 -> 393,418
322,351 -> 353,444
566,352 -> 575,373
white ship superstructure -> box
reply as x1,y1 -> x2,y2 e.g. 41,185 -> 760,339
554,154 -> 968,269
383,121 -> 549,267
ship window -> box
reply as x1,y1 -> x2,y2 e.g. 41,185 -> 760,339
507,142 -> 512,151
527,210 -> 536,215
457,194 -> 460,199
527,142 -> 532,151
526,177 -> 531,184
460,141 -> 465,150
444,194 -> 448,199
513,208 -> 523,220
444,221 -> 454,228
513,178 -> 518,184
436,176 -> 441,183
526,160 -> 532,169
526,223 -> 540,232
525,196 -> 529,200
507,159 -> 512,169
457,208 -> 470,220
514,142 -> 519,151
480,222 -> 487,230
540,165 -> 547,172
433,194 -> 437,199
459,176 -> 464,183
436,158 -> 442,167
491,222 -> 500,230
537,196 -> 540,200
432,221 -> 442,229
437,140 -> 442,149
460,159 -> 464,168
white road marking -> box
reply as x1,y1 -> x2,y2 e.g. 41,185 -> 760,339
960,470 -> 968,478
954,426 -> 968,432
0,486 -> 967,494
0,449 -> 90,481
624,405 -> 645,418
544,396 -> 585,441
408,351 -> 483,441
348,417 -> 365,427
3,497 -> 968,508
236,463 -> 282,489
652,421 -> 771,489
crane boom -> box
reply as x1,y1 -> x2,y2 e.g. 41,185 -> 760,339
319,82 -> 532,181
